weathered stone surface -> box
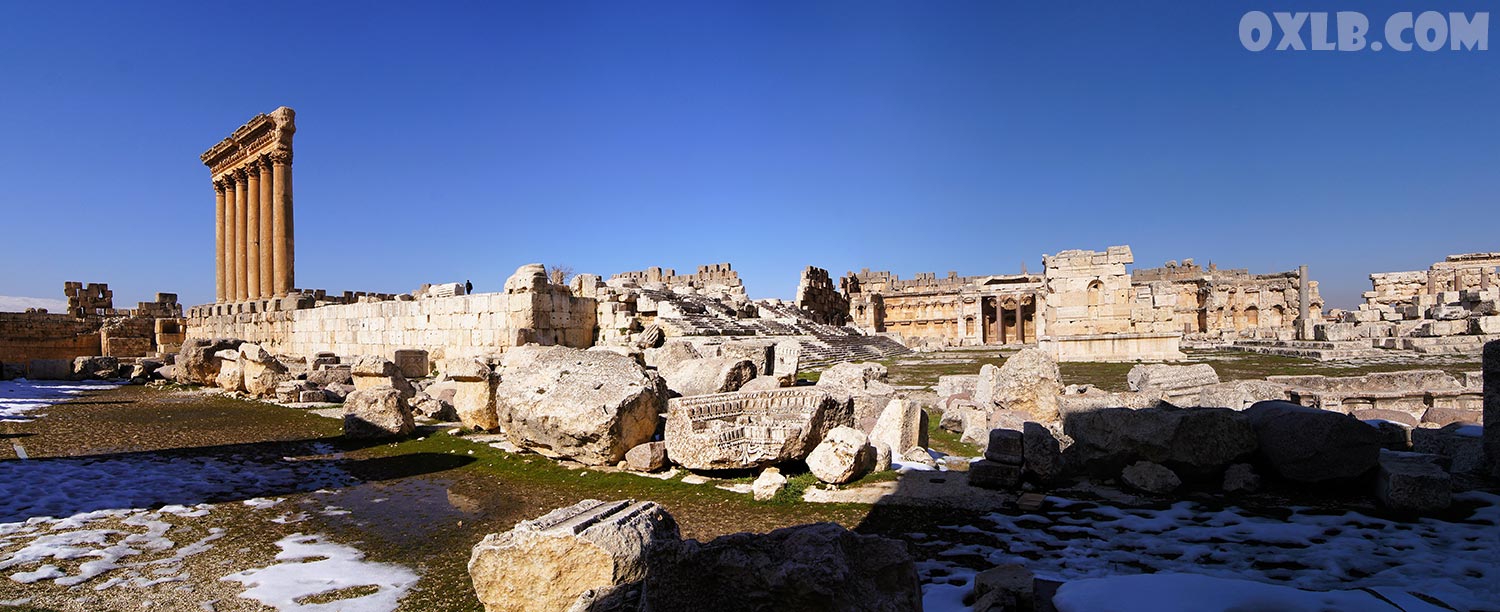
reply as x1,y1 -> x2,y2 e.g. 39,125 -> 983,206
343,387 -> 415,439
447,358 -> 499,431
900,446 -> 937,469
1127,363 -> 1221,404
660,357 -> 756,397
1485,340 -> 1500,478
665,388 -> 852,471
1063,407 -> 1256,477
1023,421 -> 1067,482
239,343 -> 288,398
469,499 -> 679,612
497,346 -> 665,466
351,356 -> 415,399
215,354 -> 244,393
412,394 -> 458,421
773,340 -> 801,384
738,376 -> 784,392
322,383 -> 355,403
636,323 -> 664,349
870,399 -> 925,458
274,380 -> 313,403
985,428 -> 1024,465
1413,425 -> 1485,478
624,441 -> 667,472
872,442 -> 892,472
70,356 -> 120,380
717,340 -> 774,377
174,338 -> 241,385
1222,463 -> 1261,493
27,359 -> 71,381
971,564 -> 1035,612
642,340 -> 702,371
1196,380 -> 1287,410
1245,401 -> 1384,483
815,362 -> 897,432
968,459 -> 1022,489
1122,461 -> 1181,494
393,348 -> 430,379
306,365 -> 352,387
976,348 -> 1063,424
752,467 -> 787,501
642,522 -> 922,612
807,426 -> 876,485
1375,450 -> 1451,512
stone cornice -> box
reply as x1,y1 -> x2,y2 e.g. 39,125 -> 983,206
202,106 -> 296,179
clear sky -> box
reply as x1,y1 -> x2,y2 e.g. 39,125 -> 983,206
1,1 -> 1495,310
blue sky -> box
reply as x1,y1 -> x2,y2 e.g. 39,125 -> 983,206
0,1 -> 1495,310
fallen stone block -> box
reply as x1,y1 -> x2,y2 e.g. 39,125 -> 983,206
665,388 -> 851,471
1246,401 -> 1383,483
343,387 -> 415,439
1375,450 -> 1451,512
807,426 -> 876,484
968,460 -> 1022,489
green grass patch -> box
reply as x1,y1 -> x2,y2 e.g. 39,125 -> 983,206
924,408 -> 979,457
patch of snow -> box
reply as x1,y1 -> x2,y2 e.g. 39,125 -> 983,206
0,380 -> 121,422
244,498 -> 283,510
222,533 -> 418,612
918,491 -> 1500,611
1052,573 -> 1449,612
0,507 -> 224,589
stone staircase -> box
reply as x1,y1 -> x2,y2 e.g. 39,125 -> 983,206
646,292 -> 911,366
1228,339 -> 1388,361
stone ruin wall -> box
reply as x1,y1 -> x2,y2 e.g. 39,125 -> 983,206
794,266 -> 849,326
0,284 -> 185,373
1040,246 -> 1185,361
839,268 -> 1044,348
1325,252 -> 1500,352
609,263 -> 744,294
1133,260 -> 1323,340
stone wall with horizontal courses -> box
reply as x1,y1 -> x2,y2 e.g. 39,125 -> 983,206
184,291 -> 597,362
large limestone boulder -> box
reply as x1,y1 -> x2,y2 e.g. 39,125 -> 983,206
352,356 -> 415,399
496,346 -> 665,465
1063,407 -> 1256,477
70,356 -> 120,381
717,340 -> 775,377
642,340 -> 702,371
660,357 -> 756,397
869,399 -> 926,457
1127,363 -> 1221,405
642,522 -> 922,612
343,387 -> 415,439
215,350 -> 245,393
665,388 -> 853,470
1245,401 -> 1384,483
446,358 -> 499,431
1375,450 -> 1451,512
307,366 -> 353,387
815,362 -> 898,432
174,338 -> 242,385
773,340 -> 801,384
976,348 -> 1063,424
239,343 -> 289,398
1196,380 -> 1287,410
469,499 -> 679,612
807,426 -> 876,485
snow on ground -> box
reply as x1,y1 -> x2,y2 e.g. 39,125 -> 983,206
0,504 -> 223,590
917,492 -> 1500,612
1051,573 -> 1453,612
222,533 -> 419,612
0,380 -> 120,422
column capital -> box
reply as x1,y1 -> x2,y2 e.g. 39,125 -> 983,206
232,166 -> 250,179
269,149 -> 293,165
213,178 -> 228,191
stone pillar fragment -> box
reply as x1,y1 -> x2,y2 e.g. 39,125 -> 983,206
1485,341 -> 1500,478
224,175 -> 238,302
272,151 -> 293,295
214,180 -> 226,303
234,168 -> 249,301
258,157 -> 274,298
245,162 -> 261,299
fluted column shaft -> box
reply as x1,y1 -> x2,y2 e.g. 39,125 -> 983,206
245,164 -> 261,299
272,153 -> 294,295
235,169 -> 249,301
225,176 -> 238,302
258,158 -> 275,298
214,182 -> 226,302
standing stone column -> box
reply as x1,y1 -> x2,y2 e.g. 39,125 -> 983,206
224,174 -> 238,303
1485,341 -> 1500,478
258,156 -> 275,298
245,161 -> 261,300
235,167 -> 249,301
214,180 -> 226,303
272,151 -> 294,295
1295,265 -> 1312,340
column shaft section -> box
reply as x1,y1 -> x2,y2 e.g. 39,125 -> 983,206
259,160 -> 275,298
214,183 -> 226,302
225,177 -> 238,302
245,165 -> 261,300
272,155 -> 294,294
235,170 -> 249,301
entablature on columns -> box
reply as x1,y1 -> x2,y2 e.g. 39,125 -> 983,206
201,106 -> 295,180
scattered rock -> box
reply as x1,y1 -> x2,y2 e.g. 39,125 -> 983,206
659,357 -> 756,397
351,356 -> 415,399
664,388 -> 852,470
1022,421 -> 1068,483
870,399 -> 926,457
1063,407 -> 1256,477
642,522 -> 922,612
985,428 -> 1024,465
469,499 -> 679,612
624,442 -> 668,473
807,426 -> 876,484
969,460 -> 1021,489
1245,401 -> 1383,483
900,446 -> 937,469
976,348 -> 1063,423
752,468 -> 788,501
1375,450 -> 1451,512
971,564 -> 1035,612
239,343 -> 288,398
1222,463 -> 1261,494
447,358 -> 499,431
342,387 -> 415,439
174,338 -> 241,385
1121,461 -> 1181,494
816,362 -> 898,432
497,346 -> 665,466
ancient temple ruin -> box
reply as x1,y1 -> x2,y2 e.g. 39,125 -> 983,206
202,107 -> 296,303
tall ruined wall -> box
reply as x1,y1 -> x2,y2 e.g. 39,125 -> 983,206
186,265 -> 597,361
0,313 -> 102,364
1043,245 -> 1137,336
794,266 -> 848,325
610,263 -> 743,293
